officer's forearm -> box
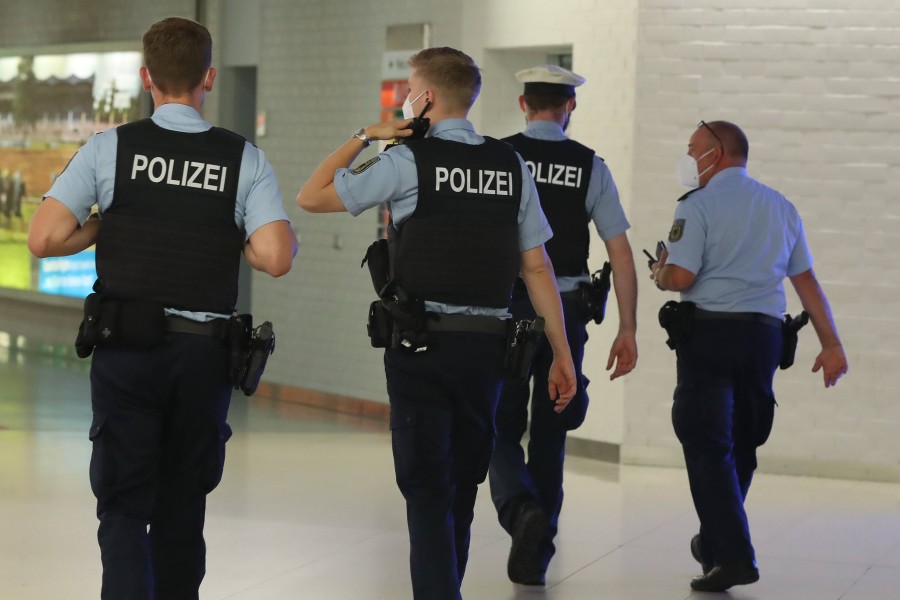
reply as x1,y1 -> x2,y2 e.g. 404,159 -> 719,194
611,255 -> 638,334
790,269 -> 842,349
296,139 -> 366,212
604,233 -> 637,333
520,251 -> 571,359
656,263 -> 695,292
29,213 -> 99,258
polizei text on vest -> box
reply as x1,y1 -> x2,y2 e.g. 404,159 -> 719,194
525,161 -> 583,189
435,167 -> 514,196
131,154 -> 229,192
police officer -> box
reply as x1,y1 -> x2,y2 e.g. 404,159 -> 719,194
651,120 -> 848,592
488,64 -> 638,586
297,47 -> 577,600
27,17 -> 297,599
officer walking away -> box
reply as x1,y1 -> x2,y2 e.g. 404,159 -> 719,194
28,17 -> 297,599
297,47 -> 577,600
488,65 -> 638,587
650,120 -> 848,593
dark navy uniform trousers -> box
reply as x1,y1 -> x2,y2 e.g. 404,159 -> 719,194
488,291 -> 589,573
89,332 -> 232,600
385,329 -> 507,600
672,317 -> 782,567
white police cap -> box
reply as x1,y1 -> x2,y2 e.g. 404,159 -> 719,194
515,64 -> 585,97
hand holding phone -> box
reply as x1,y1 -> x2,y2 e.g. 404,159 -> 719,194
643,240 -> 667,270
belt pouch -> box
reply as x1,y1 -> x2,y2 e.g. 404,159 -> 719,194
367,300 -> 393,348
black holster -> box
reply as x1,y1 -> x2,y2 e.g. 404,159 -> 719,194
227,314 -> 275,396
381,282 -> 429,352
75,293 -> 166,357
363,241 -> 429,353
658,300 -> 695,350
577,261 -> 612,325
237,320 -> 276,396
779,311 -> 809,370
366,282 -> 429,352
504,316 -> 545,382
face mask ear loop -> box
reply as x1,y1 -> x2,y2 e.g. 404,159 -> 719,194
696,147 -> 717,179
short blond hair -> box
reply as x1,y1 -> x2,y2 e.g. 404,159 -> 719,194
408,47 -> 481,112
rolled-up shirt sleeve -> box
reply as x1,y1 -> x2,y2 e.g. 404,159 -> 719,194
44,132 -> 108,224
238,144 -> 291,238
787,215 -> 814,276
666,200 -> 705,275
515,154 -> 553,251
588,158 -> 630,241
334,146 -> 419,218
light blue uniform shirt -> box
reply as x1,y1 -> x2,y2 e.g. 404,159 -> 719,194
45,103 -> 290,321
335,118 -> 552,317
519,120 -> 630,292
666,167 -> 813,319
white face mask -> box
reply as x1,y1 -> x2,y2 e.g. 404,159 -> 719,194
676,147 -> 716,189
402,90 -> 427,119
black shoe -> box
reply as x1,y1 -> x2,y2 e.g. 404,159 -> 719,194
690,560 -> 759,592
507,502 -> 548,586
690,534 -> 713,575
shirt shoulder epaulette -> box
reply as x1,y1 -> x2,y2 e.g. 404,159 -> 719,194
676,187 -> 703,202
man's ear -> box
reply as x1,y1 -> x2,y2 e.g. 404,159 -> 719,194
567,97 -> 577,113
140,66 -> 152,92
204,67 -> 216,92
519,95 -> 528,113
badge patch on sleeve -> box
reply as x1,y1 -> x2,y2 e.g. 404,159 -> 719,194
351,156 -> 381,174
668,218 -> 685,242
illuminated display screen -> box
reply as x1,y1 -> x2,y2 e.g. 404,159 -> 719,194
0,50 -> 143,298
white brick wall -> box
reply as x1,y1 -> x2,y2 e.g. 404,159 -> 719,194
629,0 -> 900,480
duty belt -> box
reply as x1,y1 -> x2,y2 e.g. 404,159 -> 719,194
694,308 -> 781,329
512,277 -> 582,301
165,315 -> 228,337
426,313 -> 509,336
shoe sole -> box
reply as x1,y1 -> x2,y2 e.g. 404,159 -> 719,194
507,508 -> 548,585
690,570 -> 759,592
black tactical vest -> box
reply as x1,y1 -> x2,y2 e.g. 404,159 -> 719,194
96,118 -> 245,314
504,133 -> 595,276
391,136 -> 522,308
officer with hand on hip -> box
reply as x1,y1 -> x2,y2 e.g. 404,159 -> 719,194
28,17 -> 297,599
651,120 -> 847,593
297,47 -> 577,600
488,64 -> 638,587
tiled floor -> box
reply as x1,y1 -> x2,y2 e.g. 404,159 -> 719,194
2,346 -> 899,599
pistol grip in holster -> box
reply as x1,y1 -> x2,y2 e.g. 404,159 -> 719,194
579,261 -> 612,325
504,316 -> 545,382
238,321 -> 275,396
658,300 -> 695,350
779,310 -> 809,370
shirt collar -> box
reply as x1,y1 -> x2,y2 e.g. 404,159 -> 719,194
150,103 -> 211,133
428,118 -> 476,137
706,166 -> 748,187
524,119 -> 567,140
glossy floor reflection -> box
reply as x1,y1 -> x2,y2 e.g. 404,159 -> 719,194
2,346 -> 899,599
